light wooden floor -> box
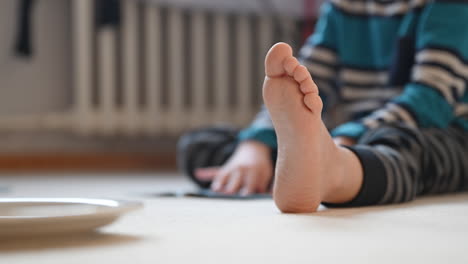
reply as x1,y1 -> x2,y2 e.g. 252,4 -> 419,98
1,172 -> 468,264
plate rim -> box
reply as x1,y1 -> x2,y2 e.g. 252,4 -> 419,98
0,197 -> 143,220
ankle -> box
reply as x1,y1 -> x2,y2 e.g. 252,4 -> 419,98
321,146 -> 361,204
321,145 -> 346,200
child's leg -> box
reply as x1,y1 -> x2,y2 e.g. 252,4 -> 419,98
263,43 -> 468,213
263,43 -> 365,212
327,124 -> 468,207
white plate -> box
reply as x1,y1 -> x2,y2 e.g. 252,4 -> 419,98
0,198 -> 143,237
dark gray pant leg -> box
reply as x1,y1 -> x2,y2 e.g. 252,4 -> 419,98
327,125 -> 468,207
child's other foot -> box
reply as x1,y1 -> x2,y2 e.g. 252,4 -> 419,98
263,43 -> 360,213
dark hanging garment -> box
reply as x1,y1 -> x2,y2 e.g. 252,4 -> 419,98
95,0 -> 121,28
301,0 -> 317,44
15,0 -> 36,57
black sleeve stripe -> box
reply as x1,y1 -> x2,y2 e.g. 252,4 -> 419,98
417,62 -> 467,84
411,66 -> 458,104
417,45 -> 468,65
299,44 -> 338,60
303,61 -> 337,80
330,0 -> 427,18
434,0 -> 468,4
411,80 -> 453,104
414,63 -> 466,99
391,101 -> 420,126
302,57 -> 339,71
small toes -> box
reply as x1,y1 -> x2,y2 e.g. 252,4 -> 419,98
283,57 -> 299,76
303,93 -> 323,113
300,78 -> 319,94
293,65 -> 310,83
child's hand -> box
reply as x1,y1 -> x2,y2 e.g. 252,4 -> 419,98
194,141 -> 273,196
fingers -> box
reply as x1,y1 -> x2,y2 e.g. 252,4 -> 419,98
257,171 -> 271,194
211,167 -> 272,196
213,168 -> 246,195
195,167 -> 220,180
225,170 -> 244,194
211,169 -> 230,192
212,168 -> 245,194
239,170 -> 257,196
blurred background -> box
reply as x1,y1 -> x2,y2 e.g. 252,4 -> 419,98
0,0 -> 321,172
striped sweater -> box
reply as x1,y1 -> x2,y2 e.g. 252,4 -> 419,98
239,0 -> 468,149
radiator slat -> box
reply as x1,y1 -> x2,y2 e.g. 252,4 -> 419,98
280,17 -> 297,51
258,16 -> 274,90
167,8 -> 185,133
97,27 -> 117,135
213,14 -> 230,123
235,15 -> 252,126
72,0 -> 93,135
191,11 -> 209,128
144,6 -> 162,134
122,0 -> 140,135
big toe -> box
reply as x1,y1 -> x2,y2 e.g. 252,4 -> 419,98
265,43 -> 294,78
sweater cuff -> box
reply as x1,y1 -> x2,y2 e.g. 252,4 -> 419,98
238,127 -> 277,149
331,122 -> 367,140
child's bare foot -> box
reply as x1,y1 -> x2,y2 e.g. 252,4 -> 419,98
263,43 -> 363,213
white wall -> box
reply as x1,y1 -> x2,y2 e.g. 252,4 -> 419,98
0,0 -> 71,116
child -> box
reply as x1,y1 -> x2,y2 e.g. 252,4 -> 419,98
178,0 -> 468,212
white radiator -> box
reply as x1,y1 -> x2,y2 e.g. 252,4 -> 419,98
0,0 -> 300,136
72,0 -> 302,136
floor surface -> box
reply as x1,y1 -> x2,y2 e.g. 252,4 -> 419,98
1,172 -> 467,264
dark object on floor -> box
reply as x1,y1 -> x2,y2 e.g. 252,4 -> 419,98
186,189 -> 272,200
153,189 -> 272,200
177,126 -> 239,189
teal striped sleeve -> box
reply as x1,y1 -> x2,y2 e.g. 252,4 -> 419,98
390,1 -> 468,128
334,1 -> 468,140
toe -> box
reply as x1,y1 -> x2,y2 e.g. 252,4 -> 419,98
303,93 -> 323,114
284,57 -> 299,76
293,65 -> 310,83
299,78 -> 319,94
265,42 -> 293,77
